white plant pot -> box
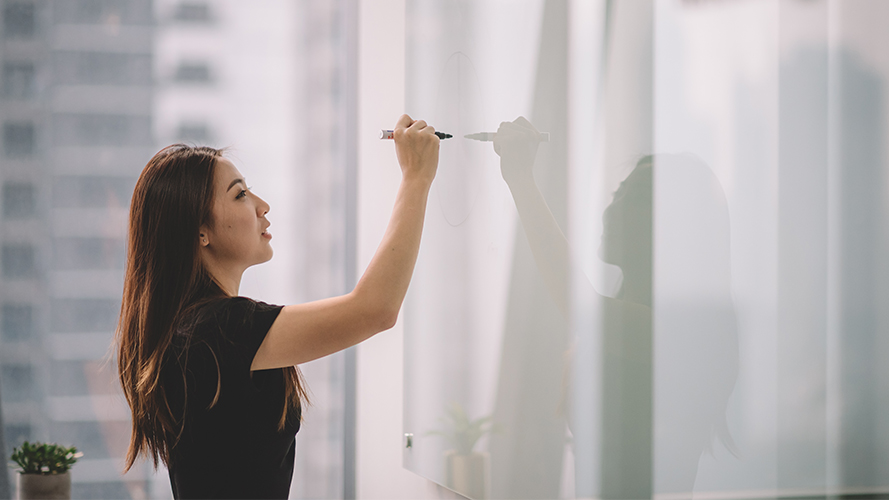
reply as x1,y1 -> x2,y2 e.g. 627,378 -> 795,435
444,451 -> 489,499
16,472 -> 71,500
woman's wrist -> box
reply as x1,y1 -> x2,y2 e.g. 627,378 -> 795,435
400,171 -> 435,191
503,169 -> 536,190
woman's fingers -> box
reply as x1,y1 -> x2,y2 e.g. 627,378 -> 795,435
514,115 -> 538,134
393,115 -> 440,183
494,117 -> 540,184
395,114 -> 414,130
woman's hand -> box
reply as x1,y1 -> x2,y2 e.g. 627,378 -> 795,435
494,116 -> 541,186
393,114 -> 440,184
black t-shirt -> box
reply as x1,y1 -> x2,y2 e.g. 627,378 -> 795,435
162,297 -> 299,499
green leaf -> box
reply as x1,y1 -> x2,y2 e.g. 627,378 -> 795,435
8,441 -> 81,474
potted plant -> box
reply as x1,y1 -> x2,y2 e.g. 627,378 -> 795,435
8,441 -> 82,500
429,402 -> 501,499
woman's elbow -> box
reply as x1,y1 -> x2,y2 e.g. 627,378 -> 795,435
349,289 -> 400,333
376,307 -> 399,332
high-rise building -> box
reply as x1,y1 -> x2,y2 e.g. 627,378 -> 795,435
2,1 -> 353,497
154,1 -> 354,497
0,0 -> 157,497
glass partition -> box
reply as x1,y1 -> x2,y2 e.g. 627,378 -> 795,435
403,1 -> 889,498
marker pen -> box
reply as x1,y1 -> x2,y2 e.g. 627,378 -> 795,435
380,129 -> 453,140
464,132 -> 550,142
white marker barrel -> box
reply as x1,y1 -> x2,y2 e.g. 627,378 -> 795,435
463,131 -> 550,142
380,129 -> 395,140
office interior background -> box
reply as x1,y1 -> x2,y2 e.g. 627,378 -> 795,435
2,0 -> 889,499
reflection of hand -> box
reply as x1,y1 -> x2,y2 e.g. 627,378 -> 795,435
393,114 -> 440,184
494,116 -> 541,186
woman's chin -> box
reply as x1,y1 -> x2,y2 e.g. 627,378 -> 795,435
256,247 -> 274,264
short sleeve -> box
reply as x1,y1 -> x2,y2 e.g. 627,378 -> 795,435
210,297 -> 284,375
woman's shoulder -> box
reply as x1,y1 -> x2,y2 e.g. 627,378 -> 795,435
175,296 -> 283,342
212,296 -> 283,325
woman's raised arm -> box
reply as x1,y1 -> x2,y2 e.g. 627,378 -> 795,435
251,114 -> 439,370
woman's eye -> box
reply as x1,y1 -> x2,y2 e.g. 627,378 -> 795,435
236,189 -> 247,200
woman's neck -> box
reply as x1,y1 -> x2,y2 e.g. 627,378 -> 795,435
202,259 -> 243,296
616,268 -> 652,307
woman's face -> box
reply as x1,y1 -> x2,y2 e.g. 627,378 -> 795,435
598,172 -> 652,268
200,157 -> 273,269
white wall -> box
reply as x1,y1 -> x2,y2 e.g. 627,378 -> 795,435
355,1 -> 463,498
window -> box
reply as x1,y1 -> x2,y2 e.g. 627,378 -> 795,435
52,0 -> 152,26
53,238 -> 125,270
2,62 -> 36,99
1,304 -> 32,341
1,244 -> 36,278
4,424 -> 31,455
2,182 -> 36,219
52,51 -> 151,86
3,2 -> 35,39
51,299 -> 119,332
176,122 -> 212,143
174,2 -> 212,23
49,361 -> 89,396
53,114 -> 150,147
0,365 -> 33,403
51,176 -> 133,209
3,122 -> 35,158
174,62 -> 212,83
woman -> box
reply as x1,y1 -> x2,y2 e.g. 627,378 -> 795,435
116,115 -> 439,498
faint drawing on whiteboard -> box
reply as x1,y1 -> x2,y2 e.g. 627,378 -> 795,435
433,52 -> 491,226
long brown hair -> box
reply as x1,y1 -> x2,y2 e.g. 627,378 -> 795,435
117,144 -> 309,473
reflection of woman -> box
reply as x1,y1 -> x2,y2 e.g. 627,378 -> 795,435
116,115 -> 439,498
603,156 -> 739,495
495,118 -> 738,497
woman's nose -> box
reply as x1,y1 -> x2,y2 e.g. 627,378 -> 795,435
255,193 -> 270,216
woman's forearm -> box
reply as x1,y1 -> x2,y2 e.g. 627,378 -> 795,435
507,174 -> 573,316
351,176 -> 432,329
348,114 -> 439,330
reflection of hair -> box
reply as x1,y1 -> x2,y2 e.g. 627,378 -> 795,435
619,154 -> 732,296
621,154 -> 738,455
117,145 -> 308,473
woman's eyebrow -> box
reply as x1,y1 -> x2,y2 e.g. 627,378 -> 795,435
227,178 -> 245,192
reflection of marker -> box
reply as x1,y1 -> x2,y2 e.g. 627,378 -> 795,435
464,132 -> 550,142
380,129 -> 452,140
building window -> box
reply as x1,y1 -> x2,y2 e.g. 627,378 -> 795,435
174,62 -> 212,84
53,51 -> 151,86
54,238 -> 125,270
176,122 -> 212,143
51,299 -> 119,332
2,182 -> 36,219
53,114 -> 150,147
174,2 -> 212,23
3,122 -> 35,158
51,176 -> 133,209
4,424 -> 31,456
0,365 -> 33,402
1,244 -> 36,278
53,0 -> 152,26
3,2 -> 35,39
2,62 -> 36,100
1,304 -> 32,341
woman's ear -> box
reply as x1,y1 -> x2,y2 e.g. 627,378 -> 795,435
199,226 -> 210,247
